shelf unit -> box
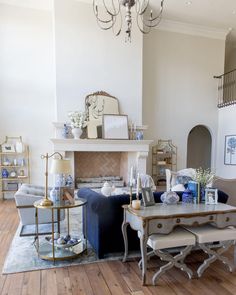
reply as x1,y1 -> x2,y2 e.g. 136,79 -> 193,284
0,137 -> 30,199
152,139 -> 177,187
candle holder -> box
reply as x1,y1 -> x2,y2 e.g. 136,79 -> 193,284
129,184 -> 133,207
136,176 -> 141,201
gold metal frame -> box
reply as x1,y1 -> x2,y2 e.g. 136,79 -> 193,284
34,199 -> 87,263
0,136 -> 30,200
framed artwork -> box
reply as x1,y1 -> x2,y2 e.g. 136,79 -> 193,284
224,135 -> 236,165
205,188 -> 218,205
1,143 -> 15,153
141,187 -> 155,207
103,114 -> 129,139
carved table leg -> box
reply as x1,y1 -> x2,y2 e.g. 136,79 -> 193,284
140,233 -> 148,285
122,221 -> 129,262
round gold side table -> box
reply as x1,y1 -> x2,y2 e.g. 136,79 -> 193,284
34,198 -> 87,263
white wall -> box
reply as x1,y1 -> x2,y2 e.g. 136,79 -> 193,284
143,29 -> 225,173
216,105 -> 236,178
54,0 -> 143,125
0,4 -> 55,186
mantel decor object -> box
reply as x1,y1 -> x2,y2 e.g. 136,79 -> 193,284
40,152 -> 71,207
68,111 -> 87,139
160,191 -> 179,205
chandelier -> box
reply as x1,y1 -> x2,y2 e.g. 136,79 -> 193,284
93,0 -> 165,42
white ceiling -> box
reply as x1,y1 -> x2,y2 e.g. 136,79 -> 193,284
0,0 -> 235,34
161,0 -> 236,32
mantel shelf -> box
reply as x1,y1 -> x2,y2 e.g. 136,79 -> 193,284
51,138 -> 153,152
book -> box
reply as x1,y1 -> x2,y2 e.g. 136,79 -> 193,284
188,181 -> 200,204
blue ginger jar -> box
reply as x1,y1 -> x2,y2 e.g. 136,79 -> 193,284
62,124 -> 70,139
182,189 -> 193,203
2,168 -> 9,178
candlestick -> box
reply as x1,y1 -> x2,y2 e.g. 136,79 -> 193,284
129,184 -> 133,206
130,166 -> 134,186
136,173 -> 140,200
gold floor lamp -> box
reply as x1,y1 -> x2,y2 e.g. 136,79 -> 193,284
40,152 -> 71,207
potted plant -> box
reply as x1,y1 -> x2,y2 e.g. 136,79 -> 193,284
68,111 -> 87,139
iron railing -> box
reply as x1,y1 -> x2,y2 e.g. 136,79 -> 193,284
214,68 -> 236,108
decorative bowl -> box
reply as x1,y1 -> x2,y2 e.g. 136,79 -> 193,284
45,236 -> 81,249
161,191 -> 179,205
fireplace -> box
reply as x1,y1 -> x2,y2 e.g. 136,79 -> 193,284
51,124 -> 153,189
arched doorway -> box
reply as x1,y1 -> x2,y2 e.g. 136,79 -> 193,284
187,125 -> 212,169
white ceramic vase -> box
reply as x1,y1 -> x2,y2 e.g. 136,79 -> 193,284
101,181 -> 112,197
72,128 -> 82,139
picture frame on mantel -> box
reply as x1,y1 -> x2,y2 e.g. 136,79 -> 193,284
224,135 -> 236,165
103,114 -> 129,140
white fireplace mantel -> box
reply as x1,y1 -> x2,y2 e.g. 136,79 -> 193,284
51,138 -> 153,183
51,138 -> 153,153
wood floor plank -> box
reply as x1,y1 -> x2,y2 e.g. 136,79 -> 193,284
21,271 -> 41,295
84,263 -> 111,295
98,261 -> 130,295
41,269 -> 58,295
68,265 -> 94,295
107,261 -> 132,294
55,267 -> 73,295
1,272 -> 24,295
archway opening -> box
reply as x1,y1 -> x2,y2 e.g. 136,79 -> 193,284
187,125 -> 212,169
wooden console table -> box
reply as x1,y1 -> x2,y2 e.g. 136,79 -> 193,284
122,203 -> 236,285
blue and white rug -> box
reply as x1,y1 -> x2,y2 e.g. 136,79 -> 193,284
3,208 -> 138,274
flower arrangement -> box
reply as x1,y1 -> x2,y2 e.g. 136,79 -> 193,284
68,111 -> 87,129
193,167 -> 215,187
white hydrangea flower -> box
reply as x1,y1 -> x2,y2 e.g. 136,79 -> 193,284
68,111 -> 87,128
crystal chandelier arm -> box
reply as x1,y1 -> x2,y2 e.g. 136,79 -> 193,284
135,0 -> 149,15
112,9 -> 122,36
102,0 -> 121,17
136,0 -> 164,24
136,13 -> 151,34
93,0 -> 114,24
139,13 -> 163,29
96,17 -> 116,30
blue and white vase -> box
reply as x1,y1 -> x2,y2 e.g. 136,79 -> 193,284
50,187 -> 59,203
2,168 -> 9,178
182,189 -> 193,203
62,124 -> 70,139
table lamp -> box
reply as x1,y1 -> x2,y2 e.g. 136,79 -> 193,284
40,152 -> 71,207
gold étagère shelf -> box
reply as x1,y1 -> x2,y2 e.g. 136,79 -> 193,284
0,136 -> 30,199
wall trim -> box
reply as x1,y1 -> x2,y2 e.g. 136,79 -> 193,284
157,19 -> 228,40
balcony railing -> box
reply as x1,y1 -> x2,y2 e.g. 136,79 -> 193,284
214,68 -> 236,108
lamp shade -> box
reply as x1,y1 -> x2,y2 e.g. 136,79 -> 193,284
50,158 -> 71,175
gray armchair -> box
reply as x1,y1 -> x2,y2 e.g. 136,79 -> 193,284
14,184 -> 65,236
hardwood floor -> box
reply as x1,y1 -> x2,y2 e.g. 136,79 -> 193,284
1,200 -> 236,295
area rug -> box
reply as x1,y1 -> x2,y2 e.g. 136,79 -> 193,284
3,208 -> 138,274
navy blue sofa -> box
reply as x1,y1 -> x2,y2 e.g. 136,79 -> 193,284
78,188 -> 228,258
